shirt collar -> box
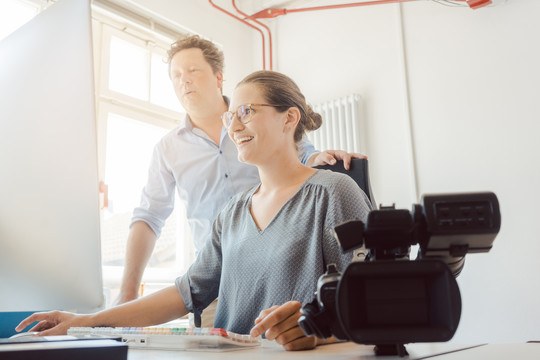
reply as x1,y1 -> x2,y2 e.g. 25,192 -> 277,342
176,96 -> 230,135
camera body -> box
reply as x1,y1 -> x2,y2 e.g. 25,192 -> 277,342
299,192 -> 500,353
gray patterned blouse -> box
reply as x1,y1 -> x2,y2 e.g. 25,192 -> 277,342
175,169 -> 373,334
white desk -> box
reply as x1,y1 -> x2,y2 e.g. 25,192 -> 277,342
127,341 -> 497,360
3,339 -> 538,359
426,343 -> 540,360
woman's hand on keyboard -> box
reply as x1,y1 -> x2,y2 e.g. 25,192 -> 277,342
250,301 -> 317,351
15,311 -> 89,336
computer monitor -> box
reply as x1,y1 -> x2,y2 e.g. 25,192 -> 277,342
0,0 -> 103,335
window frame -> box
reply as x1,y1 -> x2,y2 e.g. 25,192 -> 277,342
92,10 -> 193,292
98,24 -> 183,122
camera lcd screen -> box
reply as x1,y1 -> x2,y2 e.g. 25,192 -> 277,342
337,260 -> 461,343
363,277 -> 429,326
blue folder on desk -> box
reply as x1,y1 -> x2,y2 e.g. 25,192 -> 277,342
0,312 -> 35,339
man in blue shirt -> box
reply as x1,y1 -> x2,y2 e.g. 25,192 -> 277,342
116,36 -> 365,324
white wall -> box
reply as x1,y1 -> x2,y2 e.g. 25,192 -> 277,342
130,0 -> 540,344
274,4 -> 416,208
272,0 -> 540,344
401,0 -> 540,343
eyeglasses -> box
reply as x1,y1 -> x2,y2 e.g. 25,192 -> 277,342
221,103 -> 282,129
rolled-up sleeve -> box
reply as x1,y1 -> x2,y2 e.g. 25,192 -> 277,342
130,142 -> 176,238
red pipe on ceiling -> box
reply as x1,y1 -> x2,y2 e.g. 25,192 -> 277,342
251,0 -> 420,19
208,0 -> 267,69
466,0 -> 492,9
232,0 -> 273,70
208,0 -> 492,70
250,0 -> 490,19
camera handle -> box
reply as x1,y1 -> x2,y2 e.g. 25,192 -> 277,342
298,264 -> 344,340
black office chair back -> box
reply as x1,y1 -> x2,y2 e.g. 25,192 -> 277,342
314,158 -> 376,208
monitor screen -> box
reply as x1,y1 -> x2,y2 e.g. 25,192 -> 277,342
0,0 -> 103,326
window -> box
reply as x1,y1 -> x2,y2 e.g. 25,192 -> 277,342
99,107 -> 195,293
92,11 -> 193,304
108,35 -> 150,100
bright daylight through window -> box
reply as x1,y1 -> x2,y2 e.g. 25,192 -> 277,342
96,19 -> 192,300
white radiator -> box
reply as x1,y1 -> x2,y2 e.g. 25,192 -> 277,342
306,94 -> 365,154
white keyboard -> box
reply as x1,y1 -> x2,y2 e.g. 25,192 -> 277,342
67,327 -> 261,352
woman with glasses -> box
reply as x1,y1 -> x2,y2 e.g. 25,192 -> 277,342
16,71 -> 372,351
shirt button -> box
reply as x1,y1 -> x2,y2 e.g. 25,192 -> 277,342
219,150 -> 223,154
225,174 -> 228,178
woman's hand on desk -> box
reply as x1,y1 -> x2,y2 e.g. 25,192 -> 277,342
15,310 -> 89,336
250,301 -> 318,351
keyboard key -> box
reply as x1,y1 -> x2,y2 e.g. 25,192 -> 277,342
67,327 -> 261,351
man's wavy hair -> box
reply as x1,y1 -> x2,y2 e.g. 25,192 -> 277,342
167,35 -> 224,75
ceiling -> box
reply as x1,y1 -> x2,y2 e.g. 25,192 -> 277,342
219,0 -> 411,19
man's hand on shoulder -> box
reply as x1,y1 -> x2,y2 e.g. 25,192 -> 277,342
307,150 -> 367,170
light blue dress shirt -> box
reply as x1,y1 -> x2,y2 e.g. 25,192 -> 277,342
131,110 -> 318,252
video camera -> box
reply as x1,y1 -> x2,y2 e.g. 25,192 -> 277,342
298,192 -> 500,356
